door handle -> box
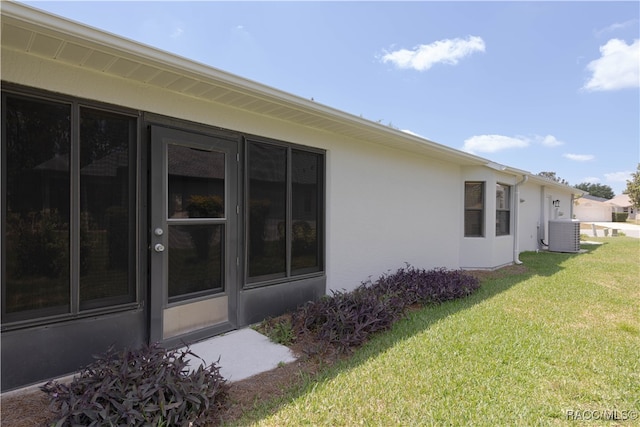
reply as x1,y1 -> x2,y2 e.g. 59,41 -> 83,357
154,243 -> 165,253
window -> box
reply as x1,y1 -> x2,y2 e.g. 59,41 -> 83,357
79,107 -> 137,309
2,92 -> 137,323
496,184 -> 510,236
166,144 -> 226,301
247,140 -> 323,283
3,95 -> 71,319
465,182 -> 484,237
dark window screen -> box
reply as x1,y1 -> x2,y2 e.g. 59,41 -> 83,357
248,143 -> 287,278
291,150 -> 321,274
3,96 -> 71,318
79,108 -> 136,309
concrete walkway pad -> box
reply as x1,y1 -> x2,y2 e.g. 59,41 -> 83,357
183,328 -> 297,383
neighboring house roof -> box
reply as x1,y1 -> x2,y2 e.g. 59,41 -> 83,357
1,2 -> 583,196
34,151 -> 130,177
607,194 -> 632,208
576,198 -> 610,207
82,150 -> 129,177
581,194 -> 609,202
34,153 -> 69,172
168,144 -> 225,179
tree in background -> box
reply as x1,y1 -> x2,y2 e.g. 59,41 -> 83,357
537,171 -> 569,185
624,163 -> 640,208
574,182 -> 615,199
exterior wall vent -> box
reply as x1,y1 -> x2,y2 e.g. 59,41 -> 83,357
548,220 -> 581,253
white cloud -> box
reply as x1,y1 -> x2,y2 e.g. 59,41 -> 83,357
583,38 -> 640,91
381,36 -> 485,71
595,20 -> 639,37
583,176 -> 601,183
170,26 -> 184,39
563,153 -> 595,162
537,134 -> 564,147
140,17 -> 184,41
605,171 -> 633,183
462,134 -> 529,154
462,133 -> 567,154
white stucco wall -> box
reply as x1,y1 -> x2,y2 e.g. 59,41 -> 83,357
516,182 -> 577,252
516,183 -> 543,252
325,139 -> 461,291
2,48 -> 462,292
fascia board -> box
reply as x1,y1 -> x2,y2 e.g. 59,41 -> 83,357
498,164 -> 586,196
526,174 -> 586,196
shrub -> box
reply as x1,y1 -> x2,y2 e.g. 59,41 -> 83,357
293,287 -> 405,350
186,195 -> 223,218
292,221 -> 316,255
292,265 -> 480,350
412,267 -> 481,303
368,265 -> 480,305
41,343 -> 228,426
10,209 -> 68,279
612,212 -> 629,222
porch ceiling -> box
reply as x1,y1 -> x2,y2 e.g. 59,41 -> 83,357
2,2 -> 487,167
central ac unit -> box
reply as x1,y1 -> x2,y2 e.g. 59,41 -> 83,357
548,220 -> 580,253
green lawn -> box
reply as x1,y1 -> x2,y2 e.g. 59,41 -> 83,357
232,237 -> 640,426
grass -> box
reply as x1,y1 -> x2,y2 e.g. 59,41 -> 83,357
230,237 -> 640,426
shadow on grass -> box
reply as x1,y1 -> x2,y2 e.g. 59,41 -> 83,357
229,243 -> 606,425
516,240 -> 606,277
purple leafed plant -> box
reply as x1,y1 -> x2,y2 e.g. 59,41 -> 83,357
372,265 -> 481,305
41,343 -> 228,426
292,265 -> 480,350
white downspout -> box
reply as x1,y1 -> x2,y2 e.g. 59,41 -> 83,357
539,186 -> 547,250
513,175 -> 528,264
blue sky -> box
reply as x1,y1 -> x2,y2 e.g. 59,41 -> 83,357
24,1 -> 640,195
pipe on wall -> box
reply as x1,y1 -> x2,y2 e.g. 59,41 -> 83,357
538,186 -> 547,249
513,175 -> 528,264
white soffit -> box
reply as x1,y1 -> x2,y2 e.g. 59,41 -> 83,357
2,1 -> 488,167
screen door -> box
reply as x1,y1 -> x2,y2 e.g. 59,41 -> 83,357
149,126 -> 238,342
